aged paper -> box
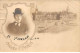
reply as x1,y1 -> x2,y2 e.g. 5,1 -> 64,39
0,0 -> 80,52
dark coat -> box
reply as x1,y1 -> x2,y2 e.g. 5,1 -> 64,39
7,21 -> 28,36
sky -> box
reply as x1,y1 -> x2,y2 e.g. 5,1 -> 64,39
34,0 -> 80,13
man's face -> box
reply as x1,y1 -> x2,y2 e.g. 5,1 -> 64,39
14,14 -> 22,23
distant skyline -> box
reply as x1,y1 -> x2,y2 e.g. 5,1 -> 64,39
34,0 -> 79,13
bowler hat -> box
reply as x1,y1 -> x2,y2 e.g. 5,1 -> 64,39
13,8 -> 23,14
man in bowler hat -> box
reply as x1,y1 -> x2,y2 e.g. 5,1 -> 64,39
7,8 -> 28,36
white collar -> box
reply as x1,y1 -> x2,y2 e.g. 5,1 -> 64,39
14,21 -> 21,27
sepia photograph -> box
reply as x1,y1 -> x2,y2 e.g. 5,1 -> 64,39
0,0 -> 80,52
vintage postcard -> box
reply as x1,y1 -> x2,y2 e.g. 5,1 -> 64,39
0,0 -> 80,52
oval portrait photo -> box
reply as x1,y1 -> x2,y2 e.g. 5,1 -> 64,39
2,3 -> 35,46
